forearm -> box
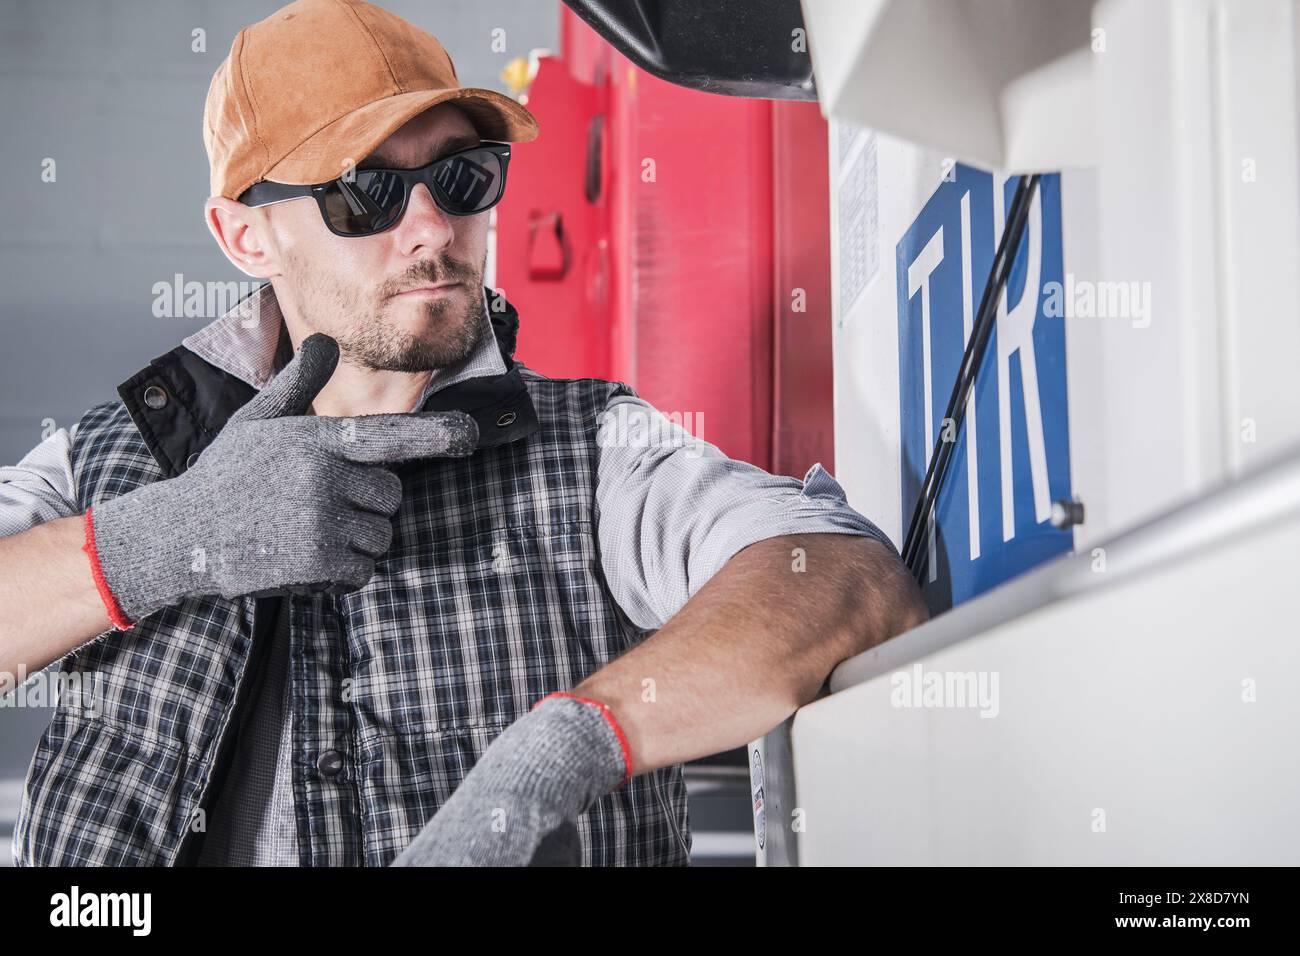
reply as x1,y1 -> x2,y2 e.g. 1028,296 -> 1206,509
574,532 -> 927,776
0,514 -> 112,675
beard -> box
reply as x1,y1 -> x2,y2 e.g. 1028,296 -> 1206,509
336,287 -> 487,372
284,249 -> 488,373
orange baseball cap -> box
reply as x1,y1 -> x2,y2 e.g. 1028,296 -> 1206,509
203,0 -> 540,201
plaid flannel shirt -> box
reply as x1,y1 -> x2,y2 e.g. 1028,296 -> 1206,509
5,284 -> 893,866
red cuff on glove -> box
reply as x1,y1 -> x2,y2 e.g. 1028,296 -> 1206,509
82,507 -> 135,632
534,690 -> 634,788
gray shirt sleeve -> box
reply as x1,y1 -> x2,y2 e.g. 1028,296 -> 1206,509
594,393 -> 896,631
0,425 -> 80,538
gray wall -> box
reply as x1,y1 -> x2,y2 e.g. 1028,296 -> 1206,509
0,0 -> 558,860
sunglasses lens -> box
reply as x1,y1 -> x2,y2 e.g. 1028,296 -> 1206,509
315,147 -> 508,236
319,171 -> 407,236
430,147 -> 507,216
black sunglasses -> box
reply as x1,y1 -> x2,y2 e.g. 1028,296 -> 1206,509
238,142 -> 512,237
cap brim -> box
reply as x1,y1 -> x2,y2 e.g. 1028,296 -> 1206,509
247,86 -> 539,196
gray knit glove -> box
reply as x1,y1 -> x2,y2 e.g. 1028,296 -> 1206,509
86,333 -> 478,625
391,694 -> 631,867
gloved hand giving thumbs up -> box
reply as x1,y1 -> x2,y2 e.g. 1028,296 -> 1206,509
83,333 -> 478,629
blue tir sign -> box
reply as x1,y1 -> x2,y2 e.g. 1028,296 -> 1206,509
896,167 -> 1072,611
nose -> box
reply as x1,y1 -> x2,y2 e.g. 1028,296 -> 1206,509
394,182 -> 455,256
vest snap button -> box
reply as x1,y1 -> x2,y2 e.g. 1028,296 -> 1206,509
316,750 -> 344,778
185,452 -> 200,469
143,385 -> 168,409
496,410 -> 516,427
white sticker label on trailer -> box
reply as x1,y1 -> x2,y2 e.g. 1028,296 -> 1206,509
837,123 -> 880,322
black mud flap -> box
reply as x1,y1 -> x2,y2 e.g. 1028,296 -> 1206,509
562,0 -> 818,101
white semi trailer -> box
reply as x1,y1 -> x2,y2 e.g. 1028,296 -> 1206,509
748,0 -> 1300,865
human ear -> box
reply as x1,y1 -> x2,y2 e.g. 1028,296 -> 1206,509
204,196 -> 283,280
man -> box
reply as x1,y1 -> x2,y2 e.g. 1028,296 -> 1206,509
0,0 -> 925,867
